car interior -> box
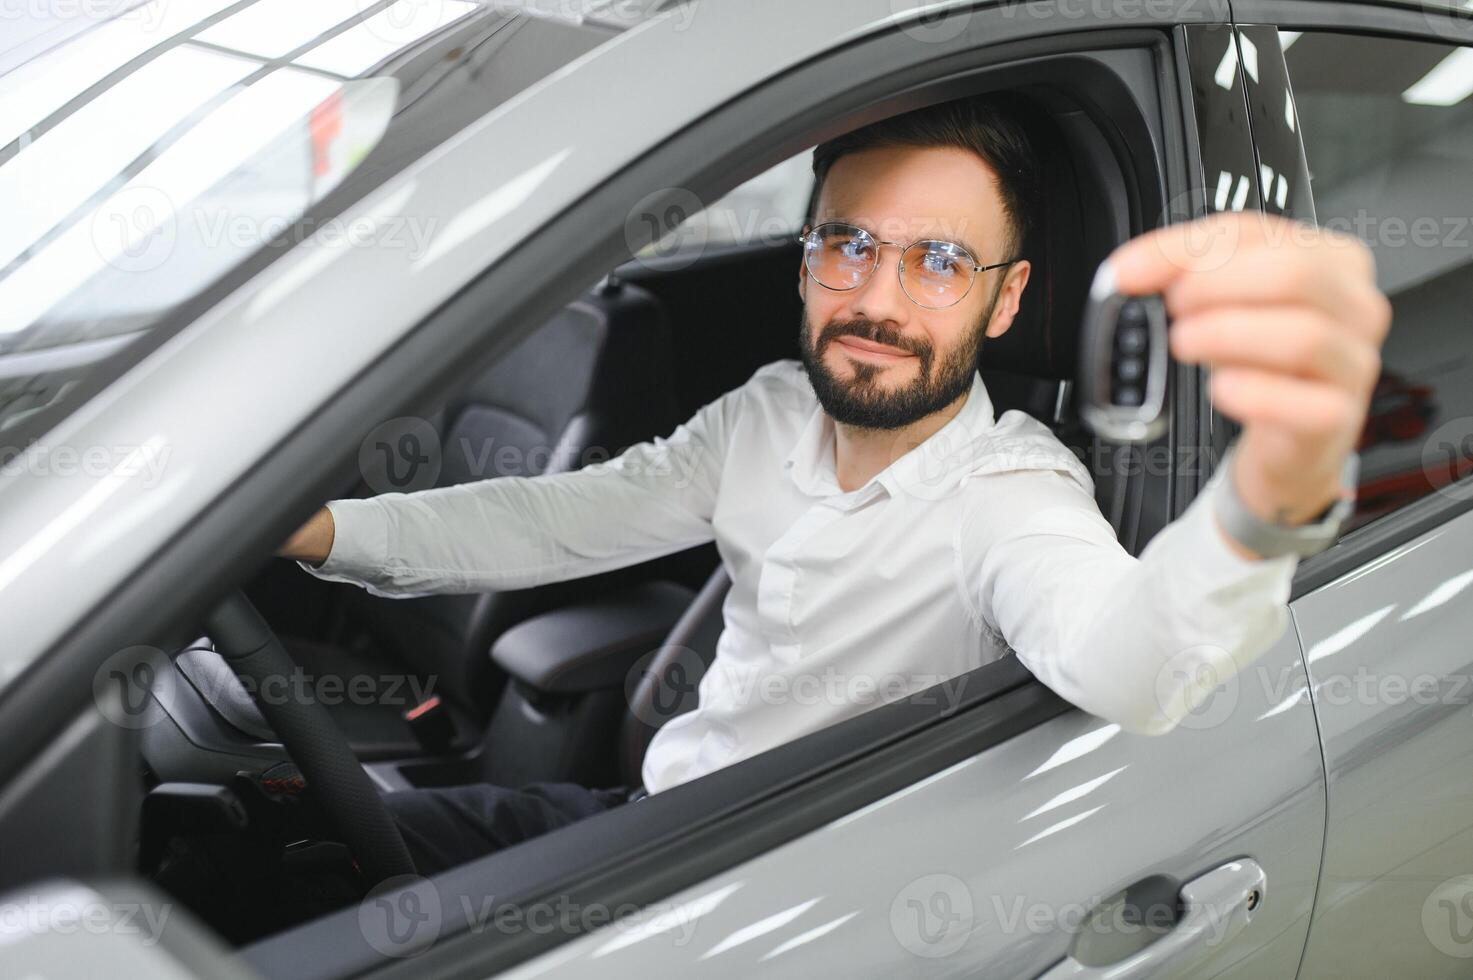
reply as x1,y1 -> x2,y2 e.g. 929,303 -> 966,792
127,70 -> 1177,950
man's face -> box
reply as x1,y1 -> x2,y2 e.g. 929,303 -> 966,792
798,145 -> 1032,430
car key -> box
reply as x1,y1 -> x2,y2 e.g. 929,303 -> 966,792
1079,259 -> 1170,443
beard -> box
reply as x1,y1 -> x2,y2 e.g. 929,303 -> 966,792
797,282 -> 1003,431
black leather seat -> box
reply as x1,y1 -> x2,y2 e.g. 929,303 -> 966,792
292,278 -> 682,760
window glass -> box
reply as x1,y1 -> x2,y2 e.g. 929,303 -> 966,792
1285,30 -> 1473,532
636,149 -> 815,261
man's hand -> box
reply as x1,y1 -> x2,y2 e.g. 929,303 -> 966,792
1109,211 -> 1392,559
278,506 -> 335,566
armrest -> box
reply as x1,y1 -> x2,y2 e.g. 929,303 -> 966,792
490,581 -> 695,695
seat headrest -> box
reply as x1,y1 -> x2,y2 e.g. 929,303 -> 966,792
979,107 -> 1095,381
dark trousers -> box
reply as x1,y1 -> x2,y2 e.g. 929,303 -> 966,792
383,781 -> 643,876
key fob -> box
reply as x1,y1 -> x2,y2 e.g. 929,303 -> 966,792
1079,261 -> 1169,443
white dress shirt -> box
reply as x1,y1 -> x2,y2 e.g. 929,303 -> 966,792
304,358 -> 1298,794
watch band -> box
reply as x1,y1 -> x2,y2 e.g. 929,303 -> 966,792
1209,445 -> 1359,559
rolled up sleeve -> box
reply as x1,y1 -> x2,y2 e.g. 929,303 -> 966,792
298,385 -> 742,598
957,461 -> 1298,735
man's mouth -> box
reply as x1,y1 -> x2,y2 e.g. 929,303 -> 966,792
832,335 -> 916,362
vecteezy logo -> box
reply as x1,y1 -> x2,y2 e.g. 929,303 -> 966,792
90,185 -> 178,274
359,875 -> 442,958
1423,875 -> 1473,958
359,417 -> 442,494
1153,645 -> 1239,731
1416,0 -> 1473,43
623,187 -> 707,271
889,0 -> 972,43
890,873 -> 974,958
1423,416 -> 1473,504
93,645 -> 179,730
625,645 -> 705,727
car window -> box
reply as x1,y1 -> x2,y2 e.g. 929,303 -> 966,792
1283,29 -> 1473,533
634,148 -> 814,261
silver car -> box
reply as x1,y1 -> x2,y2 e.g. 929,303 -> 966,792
1,0 -> 1471,977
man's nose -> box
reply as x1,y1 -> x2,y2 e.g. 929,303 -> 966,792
847,247 -> 911,327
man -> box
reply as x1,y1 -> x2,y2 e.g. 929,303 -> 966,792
279,94 -> 1390,875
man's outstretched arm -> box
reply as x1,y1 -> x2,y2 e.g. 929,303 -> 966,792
965,211 -> 1390,733
277,384 -> 744,598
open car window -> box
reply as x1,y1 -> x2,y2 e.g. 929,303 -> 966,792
633,149 -> 815,262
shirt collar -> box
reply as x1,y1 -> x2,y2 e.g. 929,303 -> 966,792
784,369 -> 1000,503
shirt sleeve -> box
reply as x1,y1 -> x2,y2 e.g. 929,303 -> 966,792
298,385 -> 742,598
956,461 -> 1299,735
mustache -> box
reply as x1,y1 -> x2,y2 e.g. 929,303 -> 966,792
818,320 -> 929,358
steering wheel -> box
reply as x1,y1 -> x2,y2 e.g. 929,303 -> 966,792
203,590 -> 416,886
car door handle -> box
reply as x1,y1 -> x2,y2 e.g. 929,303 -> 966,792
1036,859 -> 1266,980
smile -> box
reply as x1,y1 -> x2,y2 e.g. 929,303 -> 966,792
832,336 -> 916,362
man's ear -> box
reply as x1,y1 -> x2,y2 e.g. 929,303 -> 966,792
984,259 -> 1032,339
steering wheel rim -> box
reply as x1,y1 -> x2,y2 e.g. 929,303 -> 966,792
204,590 -> 416,886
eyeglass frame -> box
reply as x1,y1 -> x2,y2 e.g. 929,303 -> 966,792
796,220 -> 1023,310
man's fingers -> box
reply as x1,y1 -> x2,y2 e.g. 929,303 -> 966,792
1110,211 -> 1274,293
1209,367 -> 1363,437
1109,213 -> 1385,336
1160,249 -> 1389,338
1170,307 -> 1382,395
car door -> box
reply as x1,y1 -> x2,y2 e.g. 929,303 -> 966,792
469,16 -> 1328,980
1232,6 -> 1473,976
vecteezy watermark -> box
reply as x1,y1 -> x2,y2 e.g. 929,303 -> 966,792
93,646 -> 178,731
92,643 -> 439,731
358,877 -> 707,959
0,438 -> 171,488
988,886 -> 1238,942
890,873 -> 975,958
890,875 -> 1248,960
356,416 -> 711,495
624,654 -> 974,727
888,0 -> 974,44
488,0 -> 701,31
360,875 -> 443,959
193,210 -> 437,258
0,887 -> 174,947
90,185 -> 440,275
1424,875 -> 1473,958
624,186 -> 710,271
1154,645 -> 1240,732
359,417 -> 443,494
624,645 -> 707,728
1423,415 -> 1473,504
1416,0 -> 1473,43
889,0 -> 1230,43
0,0 -> 166,28
1144,651 -> 1473,732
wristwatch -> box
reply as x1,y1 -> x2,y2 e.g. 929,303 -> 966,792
1209,444 -> 1360,559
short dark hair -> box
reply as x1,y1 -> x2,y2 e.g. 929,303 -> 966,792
809,92 -> 1042,262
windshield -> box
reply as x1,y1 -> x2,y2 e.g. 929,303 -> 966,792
0,0 -> 609,443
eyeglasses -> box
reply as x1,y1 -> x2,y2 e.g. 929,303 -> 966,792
797,220 -> 1021,310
